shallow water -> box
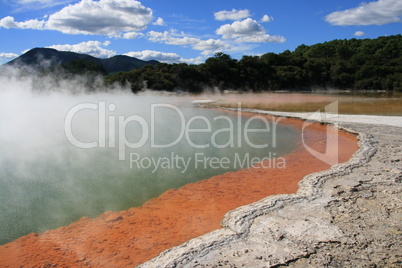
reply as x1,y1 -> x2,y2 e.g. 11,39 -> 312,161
206,91 -> 402,116
0,91 -> 298,245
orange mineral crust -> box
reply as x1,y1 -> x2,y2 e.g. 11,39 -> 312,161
0,114 -> 358,267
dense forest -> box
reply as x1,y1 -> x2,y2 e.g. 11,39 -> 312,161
5,35 -> 401,92
105,35 -> 402,92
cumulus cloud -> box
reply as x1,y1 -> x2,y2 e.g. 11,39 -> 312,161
0,52 -> 19,60
260,14 -> 273,22
193,39 -> 231,55
47,40 -> 116,58
0,16 -> 45,29
216,18 -> 264,38
214,9 -> 251,21
215,18 -> 285,43
354,31 -> 366,36
0,0 -> 154,36
147,30 -> 231,55
147,30 -> 199,45
325,0 -> 402,26
153,17 -> 166,26
46,0 -> 153,35
124,50 -> 204,64
122,32 -> 144,39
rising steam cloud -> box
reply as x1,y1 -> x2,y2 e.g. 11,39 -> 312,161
0,67 -> 296,245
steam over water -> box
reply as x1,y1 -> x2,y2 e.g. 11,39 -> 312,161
0,70 -> 298,245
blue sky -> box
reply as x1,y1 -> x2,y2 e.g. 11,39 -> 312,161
0,0 -> 401,64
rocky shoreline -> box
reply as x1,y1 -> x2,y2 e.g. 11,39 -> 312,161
140,112 -> 402,267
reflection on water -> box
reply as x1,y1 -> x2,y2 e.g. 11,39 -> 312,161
208,91 -> 402,116
0,93 -> 298,245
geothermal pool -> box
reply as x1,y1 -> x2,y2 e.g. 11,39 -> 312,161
0,85 -> 298,245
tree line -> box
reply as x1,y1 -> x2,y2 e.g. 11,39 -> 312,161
75,35 -> 402,92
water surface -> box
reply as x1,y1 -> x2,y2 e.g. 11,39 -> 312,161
0,91 -> 298,245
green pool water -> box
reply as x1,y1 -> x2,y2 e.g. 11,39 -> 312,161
0,93 -> 298,245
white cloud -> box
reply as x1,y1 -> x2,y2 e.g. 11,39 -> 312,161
122,32 -> 144,39
214,9 -> 251,21
235,34 -> 285,43
46,0 -> 153,35
147,30 -> 199,45
325,0 -> 402,26
215,18 -> 285,43
147,30 -> 231,55
216,18 -> 265,39
0,16 -> 45,29
47,41 -> 116,58
125,50 -> 180,62
124,50 -> 204,64
0,52 -> 19,60
354,31 -> 366,36
179,56 -> 205,64
192,39 -> 231,55
0,0 -> 154,36
153,17 -> 166,26
261,14 -> 273,22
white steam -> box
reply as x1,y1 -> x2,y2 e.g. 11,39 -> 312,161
0,67 -> 297,245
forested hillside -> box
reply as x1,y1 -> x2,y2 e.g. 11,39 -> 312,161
5,48 -> 159,74
106,35 -> 402,92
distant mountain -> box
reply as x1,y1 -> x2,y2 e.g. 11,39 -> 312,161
102,55 -> 159,74
7,48 -> 101,68
5,48 -> 159,74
